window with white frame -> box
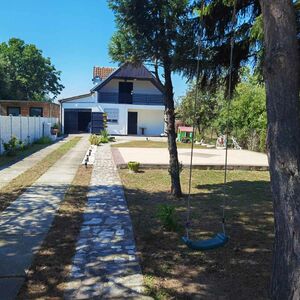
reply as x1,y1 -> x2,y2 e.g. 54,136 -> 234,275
104,108 -> 119,124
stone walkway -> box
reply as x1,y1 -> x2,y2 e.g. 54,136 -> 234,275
0,137 -> 71,190
0,136 -> 89,300
66,145 -> 150,299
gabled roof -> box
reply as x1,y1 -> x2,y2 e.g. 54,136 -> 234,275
93,67 -> 116,80
91,63 -> 164,93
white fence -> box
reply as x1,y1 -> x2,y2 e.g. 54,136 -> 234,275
0,115 -> 59,154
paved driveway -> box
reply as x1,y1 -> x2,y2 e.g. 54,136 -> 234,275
112,147 -> 269,169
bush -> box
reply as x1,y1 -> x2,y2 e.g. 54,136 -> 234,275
35,136 -> 52,144
89,131 -> 112,145
89,134 -> 101,145
128,161 -> 140,173
3,136 -> 24,156
156,204 -> 178,231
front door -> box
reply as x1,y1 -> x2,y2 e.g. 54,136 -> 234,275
128,112 -> 138,135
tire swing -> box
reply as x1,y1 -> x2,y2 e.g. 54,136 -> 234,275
182,0 -> 237,251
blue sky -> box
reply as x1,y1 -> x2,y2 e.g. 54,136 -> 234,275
0,0 -> 188,100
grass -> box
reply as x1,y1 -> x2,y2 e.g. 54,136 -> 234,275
0,143 -> 51,168
0,137 -> 81,212
111,140 -> 209,149
119,169 -> 273,299
17,165 -> 92,299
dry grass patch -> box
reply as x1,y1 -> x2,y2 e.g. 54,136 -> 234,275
0,137 -> 81,212
17,165 -> 92,299
119,169 -> 273,299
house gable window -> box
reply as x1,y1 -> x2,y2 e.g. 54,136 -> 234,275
7,107 -> 21,116
30,107 -> 43,117
104,108 -> 119,124
118,82 -> 133,104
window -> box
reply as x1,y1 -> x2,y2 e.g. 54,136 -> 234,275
104,108 -> 119,124
30,107 -> 43,117
119,82 -> 133,104
7,107 -> 21,116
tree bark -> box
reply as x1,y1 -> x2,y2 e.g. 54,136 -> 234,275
259,1 -> 300,299
163,61 -> 182,197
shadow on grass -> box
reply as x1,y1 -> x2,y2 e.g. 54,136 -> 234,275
122,179 -> 273,299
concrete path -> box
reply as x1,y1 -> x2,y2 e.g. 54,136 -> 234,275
65,145 -> 150,299
112,147 -> 269,169
0,136 -> 89,300
0,137 -> 71,190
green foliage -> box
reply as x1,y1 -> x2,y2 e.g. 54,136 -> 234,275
0,38 -> 64,100
128,161 -> 140,173
89,131 -> 112,146
176,83 -> 219,138
215,71 -> 267,152
3,136 -> 25,156
156,204 -> 178,231
35,136 -> 52,145
52,123 -> 59,130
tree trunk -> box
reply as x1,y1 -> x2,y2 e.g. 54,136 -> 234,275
259,1 -> 300,299
163,62 -> 182,197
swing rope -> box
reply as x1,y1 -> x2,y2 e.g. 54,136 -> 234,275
185,0 -> 237,241
185,0 -> 205,240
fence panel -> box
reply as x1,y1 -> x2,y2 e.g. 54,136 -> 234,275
0,116 -> 58,154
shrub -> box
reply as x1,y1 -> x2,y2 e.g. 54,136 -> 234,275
3,136 -> 23,156
156,204 -> 178,231
128,161 -> 140,173
100,129 -> 109,139
35,136 -> 52,144
89,134 -> 101,145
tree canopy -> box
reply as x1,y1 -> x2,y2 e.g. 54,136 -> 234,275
0,38 -> 64,101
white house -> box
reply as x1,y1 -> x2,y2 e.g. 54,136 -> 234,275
59,63 -> 165,136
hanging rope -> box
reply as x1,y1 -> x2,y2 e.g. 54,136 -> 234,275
185,0 -> 205,240
185,0 -> 237,239
221,0 -> 237,235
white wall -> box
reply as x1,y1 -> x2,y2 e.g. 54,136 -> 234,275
61,94 -> 165,136
100,79 -> 162,95
101,103 -> 165,136
133,109 -> 165,136
0,116 -> 58,154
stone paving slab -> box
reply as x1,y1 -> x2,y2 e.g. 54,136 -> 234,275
66,145 -> 151,300
0,136 -> 89,300
0,137 -> 71,190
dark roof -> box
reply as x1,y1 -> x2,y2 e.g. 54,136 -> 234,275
91,63 -> 164,93
58,93 -> 93,103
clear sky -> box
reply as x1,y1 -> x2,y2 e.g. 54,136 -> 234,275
0,0 -> 188,100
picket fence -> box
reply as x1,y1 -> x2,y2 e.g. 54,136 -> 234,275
0,115 -> 59,154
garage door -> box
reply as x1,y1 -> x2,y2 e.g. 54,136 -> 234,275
64,109 -> 91,134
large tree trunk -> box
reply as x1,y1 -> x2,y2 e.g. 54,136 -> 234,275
163,62 -> 182,197
259,1 -> 300,299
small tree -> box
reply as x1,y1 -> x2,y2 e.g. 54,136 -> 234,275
177,83 -> 219,139
0,38 -> 64,101
108,0 -> 193,197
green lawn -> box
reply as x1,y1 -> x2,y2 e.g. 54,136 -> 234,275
119,169 -> 272,299
112,140 -> 210,149
0,143 -> 51,168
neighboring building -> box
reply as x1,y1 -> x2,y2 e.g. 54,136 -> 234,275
0,100 -> 60,118
59,63 -> 165,135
